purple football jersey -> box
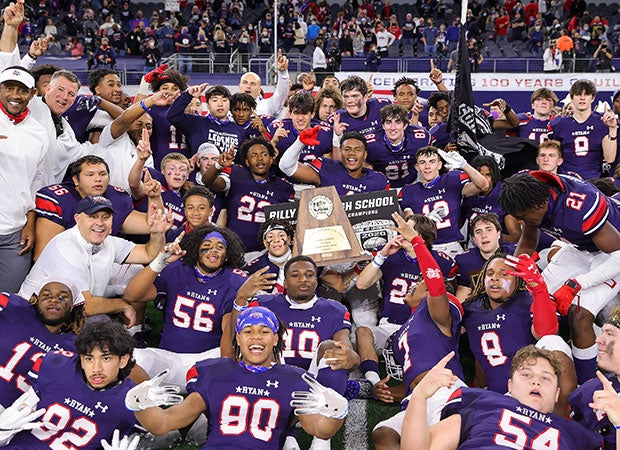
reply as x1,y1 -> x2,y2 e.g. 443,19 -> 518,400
364,127 -> 433,187
455,243 -> 516,288
133,172 -> 186,229
148,104 -> 191,168
569,372 -> 619,448
429,122 -> 450,150
167,91 -> 246,155
63,95 -> 99,143
186,358 -> 309,450
35,182 -> 133,236
441,388 -> 602,450
268,119 -> 333,161
7,351 -> 138,449
531,172 -> 620,252
241,115 -> 275,141
221,165 -> 294,252
462,182 -> 510,235
0,294 -> 76,408
547,112 -> 610,179
516,112 -> 551,144
399,170 -> 470,244
308,157 -> 389,195
329,98 -> 392,136
379,249 -> 456,325
155,261 -> 248,353
246,253 -> 279,277
251,295 -> 351,370
463,291 -> 535,393
392,295 -> 464,393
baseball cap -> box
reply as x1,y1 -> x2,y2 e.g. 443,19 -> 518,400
0,66 -> 35,90
197,142 -> 219,157
76,195 -> 115,215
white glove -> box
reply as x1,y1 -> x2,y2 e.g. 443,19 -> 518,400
125,369 -> 184,411
425,204 -> 449,224
438,149 -> 467,170
290,373 -> 348,419
0,389 -> 46,446
101,429 -> 140,450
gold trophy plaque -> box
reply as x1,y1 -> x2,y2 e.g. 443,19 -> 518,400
294,186 -> 366,266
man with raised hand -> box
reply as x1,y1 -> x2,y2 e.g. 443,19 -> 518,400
20,195 -> 167,326
238,49 -> 290,118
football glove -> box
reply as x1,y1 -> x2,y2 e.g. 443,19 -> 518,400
0,389 -> 46,446
101,430 -> 140,450
299,126 -> 321,146
125,369 -> 183,411
437,149 -> 467,170
552,279 -> 581,316
290,373 -> 348,419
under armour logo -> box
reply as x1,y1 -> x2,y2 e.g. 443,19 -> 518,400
266,190 -> 274,196
311,316 -> 321,322
437,188 -> 446,194
94,402 -> 108,413
266,380 -> 279,388
586,125 -> 594,130
497,314 -> 506,321
425,268 -> 442,279
207,289 -> 218,295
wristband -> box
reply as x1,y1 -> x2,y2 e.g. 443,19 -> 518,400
332,133 -> 342,148
233,301 -> 249,312
27,52 -> 37,60
149,254 -> 169,273
615,424 -> 620,430
371,254 -> 386,268
608,134 -> 618,141
503,105 -> 512,114
214,161 -> 223,171
140,99 -> 151,112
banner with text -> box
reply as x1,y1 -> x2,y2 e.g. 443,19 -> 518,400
264,190 -> 401,252
336,72 -> 620,93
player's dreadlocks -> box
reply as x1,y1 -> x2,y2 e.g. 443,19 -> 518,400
28,294 -> 85,335
499,173 -> 552,217
465,253 -> 526,309
180,225 -> 246,269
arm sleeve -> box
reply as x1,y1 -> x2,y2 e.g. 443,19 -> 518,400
278,138 -> 304,176
165,91 -> 195,133
263,70 -> 290,117
0,45 -> 21,71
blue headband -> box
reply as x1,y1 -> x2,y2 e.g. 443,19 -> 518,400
202,231 -> 227,246
236,306 -> 279,335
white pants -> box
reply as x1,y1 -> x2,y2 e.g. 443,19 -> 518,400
134,347 -> 220,393
542,243 -> 620,316
373,377 -> 467,433
432,241 -> 464,259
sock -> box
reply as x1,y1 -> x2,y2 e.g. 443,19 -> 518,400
317,359 -> 347,395
571,343 -> 598,385
360,360 -> 381,385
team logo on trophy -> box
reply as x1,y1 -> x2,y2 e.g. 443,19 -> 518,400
307,195 -> 333,220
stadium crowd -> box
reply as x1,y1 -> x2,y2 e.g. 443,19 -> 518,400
2,0 -> 620,448
7,0 -> 620,72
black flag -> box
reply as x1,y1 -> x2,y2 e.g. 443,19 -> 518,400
447,25 -> 537,176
